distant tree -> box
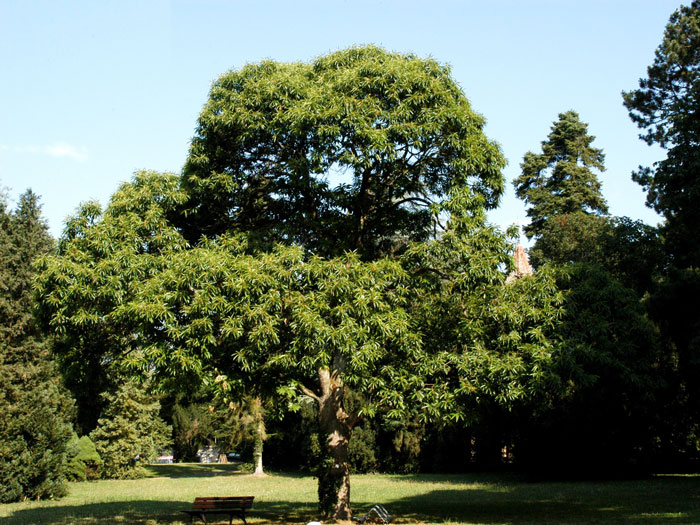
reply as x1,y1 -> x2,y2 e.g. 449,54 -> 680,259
35,172 -> 189,434
622,0 -> 700,267
90,379 -> 172,479
170,398 -> 215,462
0,189 -> 74,503
514,111 -> 608,265
210,396 -> 267,475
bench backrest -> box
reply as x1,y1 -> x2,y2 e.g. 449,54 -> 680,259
192,496 -> 254,510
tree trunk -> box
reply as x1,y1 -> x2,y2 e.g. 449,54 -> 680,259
252,397 -> 266,476
311,367 -> 356,520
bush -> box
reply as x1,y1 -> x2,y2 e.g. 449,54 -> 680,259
66,434 -> 103,481
349,424 -> 377,473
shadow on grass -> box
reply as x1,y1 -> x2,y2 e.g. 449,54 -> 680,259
145,463 -> 247,478
2,499 -> 319,525
144,464 -> 311,481
6,474 -> 700,524
377,475 -> 700,524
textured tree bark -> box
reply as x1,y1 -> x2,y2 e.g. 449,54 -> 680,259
309,366 -> 356,520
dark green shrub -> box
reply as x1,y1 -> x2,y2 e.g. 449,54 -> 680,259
349,424 -> 377,473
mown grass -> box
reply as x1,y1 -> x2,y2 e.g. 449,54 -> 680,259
1,464 -> 700,524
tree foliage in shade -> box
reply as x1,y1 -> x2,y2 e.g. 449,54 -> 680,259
623,0 -> 700,267
0,189 -> 74,503
517,263 -> 661,474
65,434 -> 103,481
182,45 -> 506,258
623,1 -> 700,464
514,110 -> 608,258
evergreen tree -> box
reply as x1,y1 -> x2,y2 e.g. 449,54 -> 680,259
623,0 -> 700,268
169,398 -> 216,462
517,263 -> 660,475
514,111 -> 608,265
0,189 -> 74,503
623,0 -> 700,466
90,379 -> 172,479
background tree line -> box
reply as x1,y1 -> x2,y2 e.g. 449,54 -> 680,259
1,2 -> 699,518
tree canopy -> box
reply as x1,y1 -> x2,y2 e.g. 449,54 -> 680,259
182,46 -> 506,258
35,47 -> 613,518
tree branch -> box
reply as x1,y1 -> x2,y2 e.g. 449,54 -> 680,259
299,383 -> 320,403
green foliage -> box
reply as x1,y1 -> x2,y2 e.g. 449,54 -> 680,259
348,424 -> 378,474
34,49 -> 573,515
623,1 -> 700,267
90,380 -> 172,479
378,419 -> 425,473
514,110 -> 608,248
526,212 -> 609,268
0,189 -> 74,503
182,45 -> 506,258
170,400 -> 215,462
518,263 -> 661,474
34,171 -> 189,432
622,1 -> 700,465
527,213 -> 664,289
66,434 -> 103,481
402,196 -> 565,418
644,267 -> 700,465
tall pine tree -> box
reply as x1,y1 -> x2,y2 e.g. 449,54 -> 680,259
623,0 -> 700,268
0,189 -> 74,502
623,1 -> 700,465
514,111 -> 608,266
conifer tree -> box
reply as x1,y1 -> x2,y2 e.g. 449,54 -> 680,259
623,1 -> 700,463
514,111 -> 608,265
623,0 -> 700,268
90,379 -> 172,479
0,189 -> 74,503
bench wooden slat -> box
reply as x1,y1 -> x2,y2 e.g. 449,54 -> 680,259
181,496 -> 254,525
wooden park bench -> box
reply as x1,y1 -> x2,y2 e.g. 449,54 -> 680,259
181,496 -> 254,525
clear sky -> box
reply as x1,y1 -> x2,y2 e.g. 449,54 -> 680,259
0,0 -> 679,239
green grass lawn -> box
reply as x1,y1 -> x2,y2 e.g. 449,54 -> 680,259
1,464 -> 700,524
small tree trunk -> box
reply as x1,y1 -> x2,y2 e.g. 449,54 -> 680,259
315,367 -> 355,521
252,398 -> 266,476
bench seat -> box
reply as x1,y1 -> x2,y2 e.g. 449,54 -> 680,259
181,496 -> 254,525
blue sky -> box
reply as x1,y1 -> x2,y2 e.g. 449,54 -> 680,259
0,0 -> 679,238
